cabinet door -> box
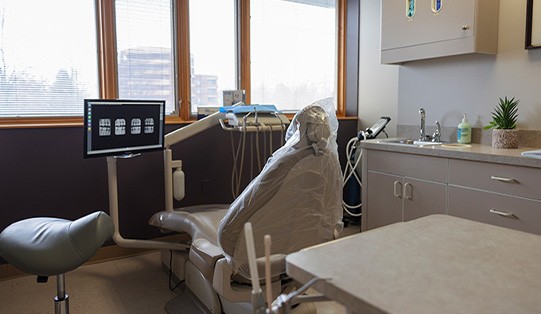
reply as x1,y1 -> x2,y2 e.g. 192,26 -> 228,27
403,177 -> 447,222
381,0 -> 475,51
366,172 -> 403,230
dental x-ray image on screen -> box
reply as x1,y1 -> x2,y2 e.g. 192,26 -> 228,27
83,99 -> 165,158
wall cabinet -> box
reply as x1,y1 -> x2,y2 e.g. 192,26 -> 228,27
380,0 -> 499,64
363,150 -> 447,230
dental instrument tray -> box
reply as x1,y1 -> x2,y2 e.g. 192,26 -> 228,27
221,104 -> 289,128
220,104 -> 279,114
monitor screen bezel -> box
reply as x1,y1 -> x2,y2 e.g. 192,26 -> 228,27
83,99 -> 166,159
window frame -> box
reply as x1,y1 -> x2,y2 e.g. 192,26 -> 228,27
0,0 -> 350,128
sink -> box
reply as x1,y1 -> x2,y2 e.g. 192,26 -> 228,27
377,139 -> 444,146
441,143 -> 472,148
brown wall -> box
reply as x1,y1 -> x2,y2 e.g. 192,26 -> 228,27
0,120 -> 357,263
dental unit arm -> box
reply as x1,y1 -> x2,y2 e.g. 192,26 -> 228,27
164,106 -> 290,211
164,111 -> 224,212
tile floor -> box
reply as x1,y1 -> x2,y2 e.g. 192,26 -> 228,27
0,248 -> 351,313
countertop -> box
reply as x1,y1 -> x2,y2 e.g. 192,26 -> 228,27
286,215 -> 541,314
360,138 -> 541,168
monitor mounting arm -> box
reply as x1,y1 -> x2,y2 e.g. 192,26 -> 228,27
163,111 -> 224,211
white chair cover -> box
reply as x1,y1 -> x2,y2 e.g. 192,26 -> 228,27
218,101 -> 343,279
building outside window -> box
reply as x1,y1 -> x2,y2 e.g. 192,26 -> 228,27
115,0 -> 176,115
189,0 -> 236,113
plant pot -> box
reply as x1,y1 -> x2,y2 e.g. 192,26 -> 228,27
492,129 -> 519,149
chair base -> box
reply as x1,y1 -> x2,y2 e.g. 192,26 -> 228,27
165,284 -> 317,314
165,284 -> 211,314
164,282 -> 255,314
54,294 -> 69,314
53,273 -> 69,314
162,255 -> 318,314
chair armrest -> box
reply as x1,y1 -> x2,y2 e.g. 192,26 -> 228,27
189,238 -> 224,281
212,258 -> 252,302
212,257 -> 282,303
191,238 -> 224,266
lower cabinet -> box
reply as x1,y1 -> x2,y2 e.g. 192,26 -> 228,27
366,171 -> 447,230
403,177 -> 447,222
365,172 -> 402,229
362,147 -> 541,235
447,158 -> 541,235
448,186 -> 541,235
362,149 -> 448,231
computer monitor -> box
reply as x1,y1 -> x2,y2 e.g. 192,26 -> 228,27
83,99 -> 165,158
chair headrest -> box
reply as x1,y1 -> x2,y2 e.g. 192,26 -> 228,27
285,104 -> 331,146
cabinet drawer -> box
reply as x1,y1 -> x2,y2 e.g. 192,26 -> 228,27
449,159 -> 541,200
448,186 -> 541,235
366,150 -> 447,183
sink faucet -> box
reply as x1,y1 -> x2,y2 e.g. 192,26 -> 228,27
419,108 -> 430,141
432,121 -> 441,142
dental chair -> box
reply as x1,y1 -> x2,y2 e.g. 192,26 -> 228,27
150,103 -> 343,313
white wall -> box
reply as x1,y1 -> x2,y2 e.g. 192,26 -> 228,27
360,0 -> 541,131
358,0 -> 399,136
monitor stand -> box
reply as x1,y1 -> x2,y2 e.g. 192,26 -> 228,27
106,156 -> 188,250
113,153 -> 141,159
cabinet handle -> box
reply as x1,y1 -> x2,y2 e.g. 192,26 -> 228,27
489,209 -> 518,219
461,25 -> 470,30
393,181 -> 402,198
490,176 -> 516,183
404,182 -> 413,200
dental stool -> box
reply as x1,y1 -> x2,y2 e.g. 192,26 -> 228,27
0,211 -> 114,314
150,103 -> 343,313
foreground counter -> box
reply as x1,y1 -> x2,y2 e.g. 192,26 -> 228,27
286,215 -> 541,314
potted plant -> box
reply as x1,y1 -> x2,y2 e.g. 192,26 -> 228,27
484,97 -> 519,149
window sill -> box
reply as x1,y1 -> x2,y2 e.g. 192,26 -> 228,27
0,116 -> 195,129
0,114 -> 357,129
0,118 -> 84,129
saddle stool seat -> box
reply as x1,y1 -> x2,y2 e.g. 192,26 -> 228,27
0,211 -> 114,314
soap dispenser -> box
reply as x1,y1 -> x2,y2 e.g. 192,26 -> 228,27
457,114 -> 471,144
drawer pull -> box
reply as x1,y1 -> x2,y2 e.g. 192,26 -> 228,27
393,181 -> 402,198
489,209 -> 518,219
490,176 -> 516,183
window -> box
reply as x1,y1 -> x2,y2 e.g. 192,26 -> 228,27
250,0 -> 337,112
115,0 -> 176,115
0,0 -> 349,124
0,0 -> 98,117
189,0 -> 236,112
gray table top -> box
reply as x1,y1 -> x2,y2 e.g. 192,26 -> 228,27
286,215 -> 541,314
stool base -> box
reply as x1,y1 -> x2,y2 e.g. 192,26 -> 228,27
54,294 -> 69,314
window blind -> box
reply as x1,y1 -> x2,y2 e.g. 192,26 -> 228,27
0,0 -> 98,117
115,0 -> 176,115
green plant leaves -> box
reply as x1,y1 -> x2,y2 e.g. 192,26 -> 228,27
484,97 -> 519,130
